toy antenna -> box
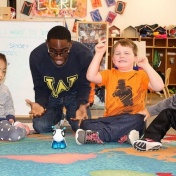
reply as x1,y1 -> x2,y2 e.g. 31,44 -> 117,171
62,127 -> 66,131
52,126 -> 56,130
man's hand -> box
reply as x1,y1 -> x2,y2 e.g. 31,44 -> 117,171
70,103 -> 89,126
25,99 -> 46,117
138,108 -> 150,121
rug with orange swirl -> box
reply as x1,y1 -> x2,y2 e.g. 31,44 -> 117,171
0,132 -> 176,176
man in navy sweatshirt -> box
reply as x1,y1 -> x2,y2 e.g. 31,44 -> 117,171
133,94 -> 176,151
26,26 -> 93,133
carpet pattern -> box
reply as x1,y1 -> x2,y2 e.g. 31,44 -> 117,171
0,132 -> 176,176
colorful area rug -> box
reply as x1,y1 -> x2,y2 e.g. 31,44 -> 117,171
0,131 -> 176,176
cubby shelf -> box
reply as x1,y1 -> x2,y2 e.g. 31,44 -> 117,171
108,37 -> 176,86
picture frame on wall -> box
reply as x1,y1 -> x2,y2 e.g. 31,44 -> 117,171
76,21 -> 108,109
77,21 -> 108,69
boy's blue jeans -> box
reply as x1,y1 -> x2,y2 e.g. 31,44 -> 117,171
80,114 -> 145,142
33,93 -> 91,133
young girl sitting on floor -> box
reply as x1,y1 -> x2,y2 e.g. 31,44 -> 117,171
0,53 -> 30,141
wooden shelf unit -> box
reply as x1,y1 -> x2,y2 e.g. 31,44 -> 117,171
108,37 -> 176,86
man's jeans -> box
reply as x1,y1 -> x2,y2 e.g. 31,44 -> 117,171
33,93 -> 91,133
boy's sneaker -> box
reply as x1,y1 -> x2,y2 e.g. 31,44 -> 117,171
127,130 -> 139,144
118,130 -> 139,144
133,138 -> 162,151
75,129 -> 103,145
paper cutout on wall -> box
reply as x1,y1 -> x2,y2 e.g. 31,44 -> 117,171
115,1 -> 126,14
91,0 -> 102,8
105,11 -> 117,24
90,9 -> 102,22
105,0 -> 116,7
72,19 -> 81,33
21,1 -> 33,16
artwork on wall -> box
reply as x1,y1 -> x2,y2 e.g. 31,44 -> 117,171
115,1 -> 126,14
21,1 -> 33,16
76,21 -> 108,108
105,11 -> 117,24
90,9 -> 102,22
90,0 -> 102,8
105,0 -> 116,7
32,0 -> 87,18
72,19 -> 81,33
76,21 -> 108,59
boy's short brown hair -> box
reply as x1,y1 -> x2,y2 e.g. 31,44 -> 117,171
111,38 -> 138,56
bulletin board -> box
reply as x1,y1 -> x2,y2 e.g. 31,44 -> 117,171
76,21 -> 108,109
77,21 -> 108,70
0,20 -> 64,116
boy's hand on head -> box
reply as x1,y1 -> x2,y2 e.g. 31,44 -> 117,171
25,99 -> 46,117
136,57 -> 149,68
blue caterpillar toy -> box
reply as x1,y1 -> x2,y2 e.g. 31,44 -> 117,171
51,126 -> 67,149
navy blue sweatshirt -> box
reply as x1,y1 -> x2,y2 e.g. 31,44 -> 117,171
29,41 -> 93,108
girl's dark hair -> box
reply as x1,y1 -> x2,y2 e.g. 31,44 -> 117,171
47,26 -> 71,42
0,53 -> 7,65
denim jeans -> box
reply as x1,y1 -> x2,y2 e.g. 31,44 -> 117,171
80,114 -> 145,142
33,93 -> 91,133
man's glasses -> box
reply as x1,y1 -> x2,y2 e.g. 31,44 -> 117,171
48,47 -> 70,58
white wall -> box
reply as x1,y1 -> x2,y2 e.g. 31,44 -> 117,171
0,0 -> 7,6
0,20 -> 64,116
16,0 -> 176,39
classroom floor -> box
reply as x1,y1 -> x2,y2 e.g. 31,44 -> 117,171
17,93 -> 175,134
